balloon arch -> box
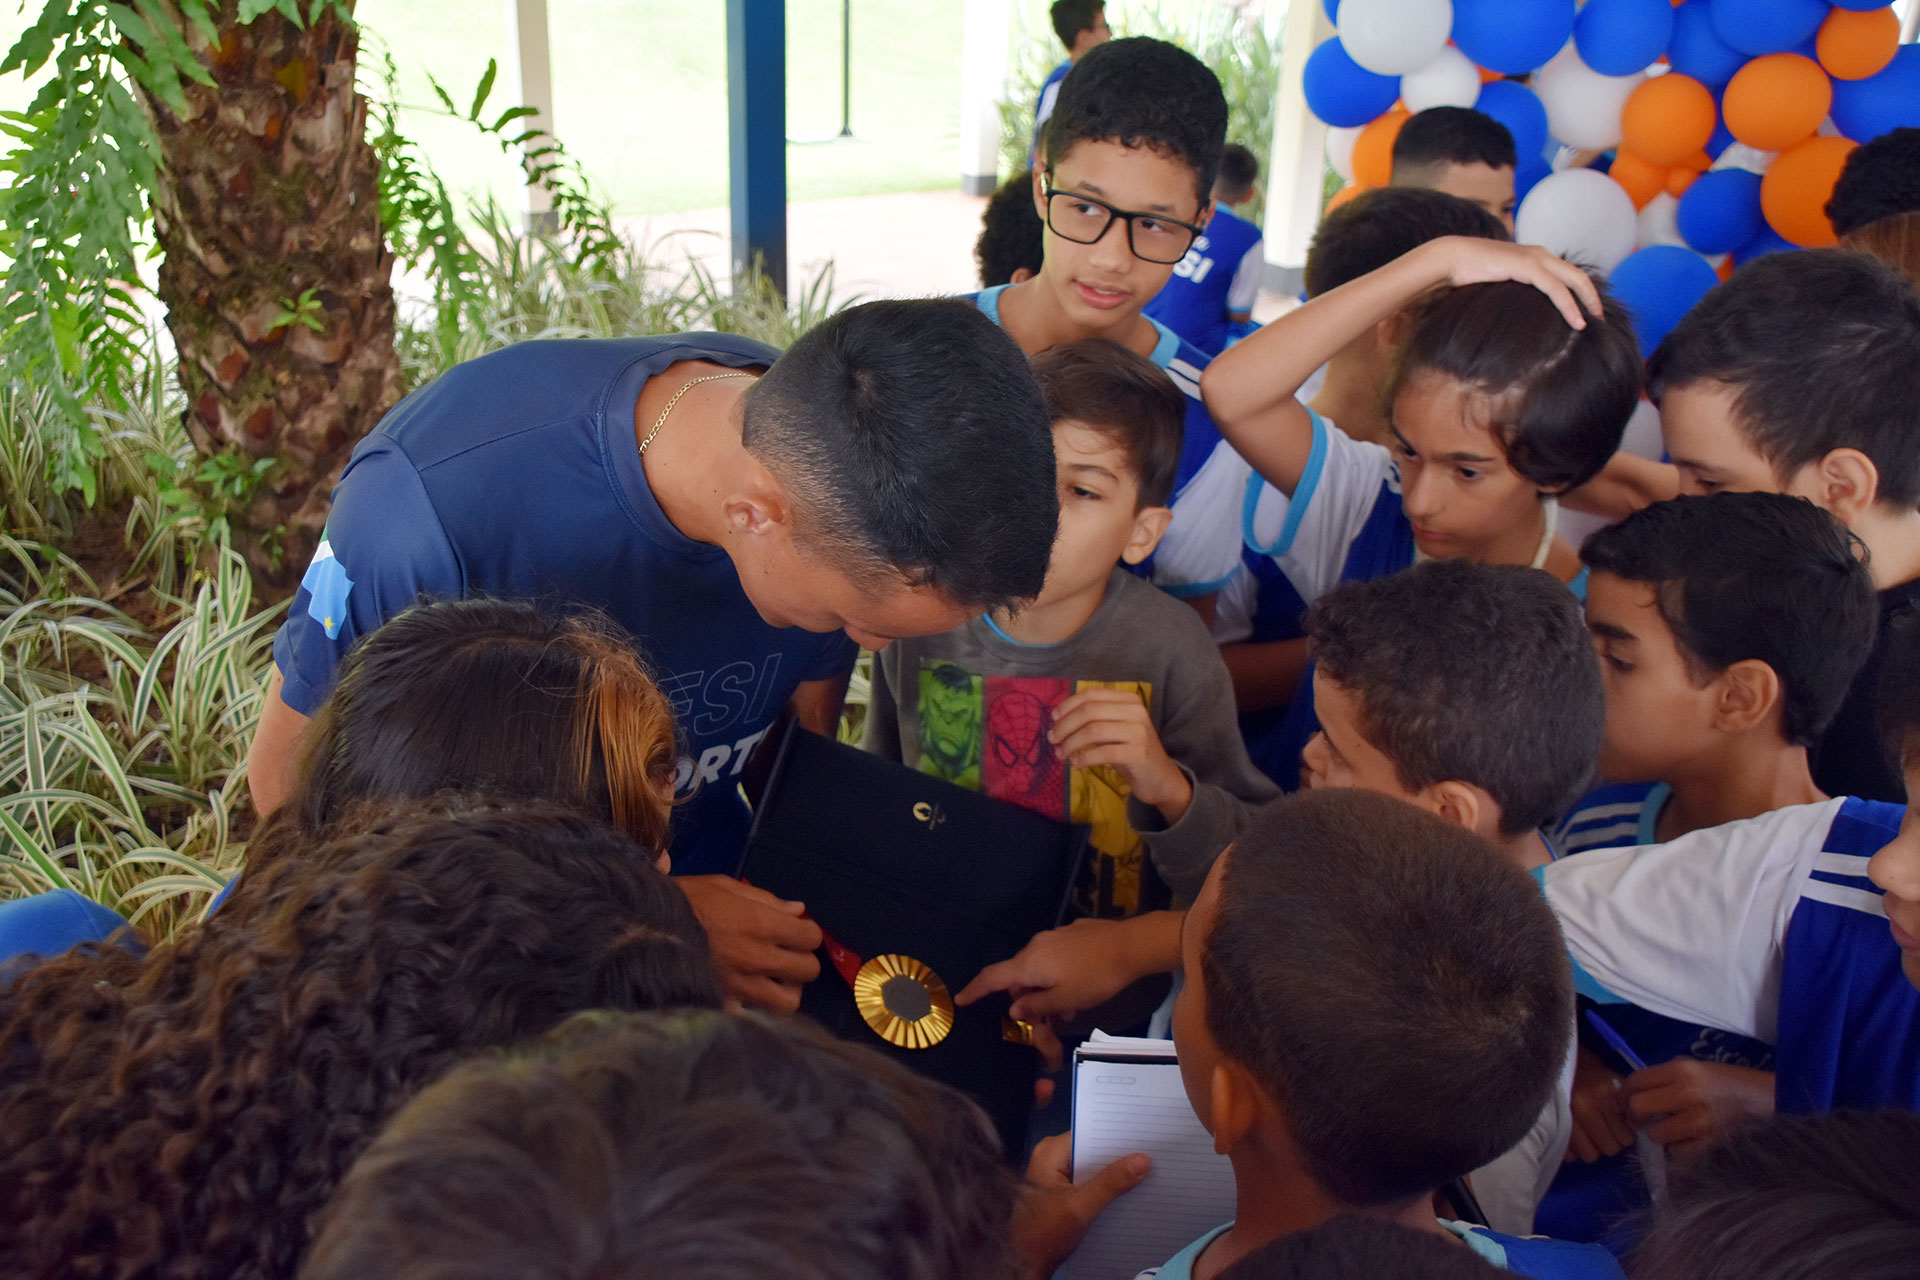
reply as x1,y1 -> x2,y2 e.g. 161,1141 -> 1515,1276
1305,0 -> 1919,351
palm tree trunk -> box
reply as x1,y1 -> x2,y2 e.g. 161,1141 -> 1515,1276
147,0 -> 400,583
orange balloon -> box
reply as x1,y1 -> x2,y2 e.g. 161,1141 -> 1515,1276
1351,109 -> 1410,190
1325,182 -> 1366,214
1675,149 -> 1712,174
1609,151 -> 1667,209
1717,255 -> 1734,282
1479,65 -> 1503,84
1724,54 -> 1832,152
1761,135 -> 1858,247
1666,167 -> 1700,198
1817,6 -> 1899,82
1621,74 -> 1717,168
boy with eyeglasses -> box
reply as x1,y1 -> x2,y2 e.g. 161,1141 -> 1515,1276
973,36 -> 1245,620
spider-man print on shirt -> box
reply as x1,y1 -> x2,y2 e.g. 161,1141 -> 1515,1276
915,664 -> 1155,916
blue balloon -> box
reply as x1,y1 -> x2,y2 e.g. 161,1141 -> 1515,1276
1452,0 -> 1576,76
1669,0 -> 1745,86
1574,0 -> 1675,76
1302,37 -> 1400,128
1676,169 -> 1763,255
1709,0 -> 1825,57
1832,46 -> 1920,144
1515,154 -> 1552,203
1611,247 -> 1721,360
1733,225 -> 1798,266
1474,80 -> 1551,167
1324,0 -> 1341,21
1829,0 -> 1889,8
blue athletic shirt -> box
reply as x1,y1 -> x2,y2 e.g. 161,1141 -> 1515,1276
1552,781 -> 1671,856
1031,59 -> 1072,161
1136,1221 -> 1623,1278
1212,411 -> 1587,787
1539,781 -> 1773,1247
968,286 -> 1246,599
1142,207 -> 1265,358
271,335 -> 858,876
1541,796 -> 1920,1114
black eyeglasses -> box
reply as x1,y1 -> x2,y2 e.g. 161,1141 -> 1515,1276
1042,184 -> 1205,265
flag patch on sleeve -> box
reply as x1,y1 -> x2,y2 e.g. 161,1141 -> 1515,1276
301,540 -> 354,640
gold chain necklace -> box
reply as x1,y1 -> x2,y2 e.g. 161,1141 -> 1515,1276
639,371 -> 756,455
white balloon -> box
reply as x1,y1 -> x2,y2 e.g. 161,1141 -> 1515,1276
1710,142 -> 1774,176
1635,191 -> 1686,250
1516,167 -> 1639,272
1325,124 -> 1363,184
1532,42 -> 1643,152
1337,0 -> 1453,76
1400,44 -> 1481,113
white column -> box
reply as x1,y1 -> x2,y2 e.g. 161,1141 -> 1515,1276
1262,0 -> 1337,293
960,0 -> 1012,195
505,0 -> 558,231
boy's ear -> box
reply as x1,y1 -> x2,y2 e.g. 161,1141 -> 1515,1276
1119,505 -> 1174,565
1422,779 -> 1497,841
1031,164 -> 1050,219
1208,1058 -> 1264,1158
1795,448 -> 1882,525
1713,658 -> 1784,736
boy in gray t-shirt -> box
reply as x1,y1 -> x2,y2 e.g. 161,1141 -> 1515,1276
862,340 -> 1275,921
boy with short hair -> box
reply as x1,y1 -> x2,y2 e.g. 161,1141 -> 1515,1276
1390,106 -> 1520,233
1541,604 -> 1920,1120
302,1009 -> 1022,1280
1605,249 -> 1920,803
1139,789 -> 1622,1279
1143,142 -> 1267,357
863,339 -> 1276,924
1032,0 -> 1111,160
1558,493 -> 1878,856
984,35 -> 1247,612
967,560 -> 1601,1236
1542,493 -> 1877,1241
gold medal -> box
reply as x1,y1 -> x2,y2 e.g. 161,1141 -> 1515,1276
850,953 -> 956,1049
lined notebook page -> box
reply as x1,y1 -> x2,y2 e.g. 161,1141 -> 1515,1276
1060,1035 -> 1235,1280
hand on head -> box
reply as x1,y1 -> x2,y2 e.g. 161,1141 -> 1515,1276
1424,235 -> 1601,329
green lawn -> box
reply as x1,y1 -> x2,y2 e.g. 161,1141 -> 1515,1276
0,0 -> 967,216
357,0 -> 967,214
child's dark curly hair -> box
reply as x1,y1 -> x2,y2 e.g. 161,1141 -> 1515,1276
976,169 -> 1046,288
1042,36 -> 1227,208
0,799 -> 723,1280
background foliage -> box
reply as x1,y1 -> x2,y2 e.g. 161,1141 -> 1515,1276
0,3 -> 850,936
998,1 -> 1285,227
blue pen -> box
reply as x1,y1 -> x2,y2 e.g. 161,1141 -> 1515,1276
1584,1008 -> 1648,1072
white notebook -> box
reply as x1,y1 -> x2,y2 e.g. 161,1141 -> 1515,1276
1059,1032 -> 1236,1280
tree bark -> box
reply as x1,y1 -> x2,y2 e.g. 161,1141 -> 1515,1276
147,0 -> 400,583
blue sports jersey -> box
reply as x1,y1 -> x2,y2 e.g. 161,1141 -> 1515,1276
272,335 -> 858,876
967,287 -> 1246,600
0,890 -> 137,982
1443,1221 -> 1627,1279
1142,208 -> 1265,357
1540,781 -> 1772,1248
1031,59 -> 1072,160
1553,781 -> 1670,856
1138,1222 -> 1622,1279
1544,797 -> 1920,1115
